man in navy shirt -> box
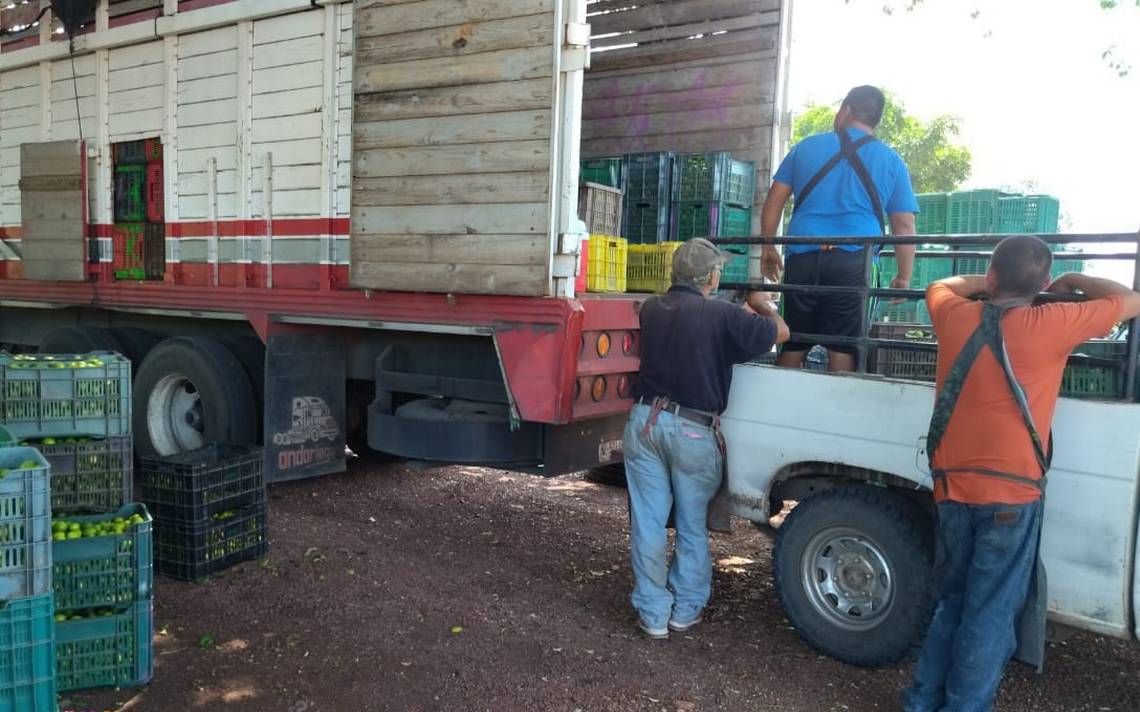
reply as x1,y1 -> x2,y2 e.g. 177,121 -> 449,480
626,239 -> 789,639
759,85 -> 918,372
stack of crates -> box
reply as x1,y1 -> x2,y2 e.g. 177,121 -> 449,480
671,152 -> 757,283
112,138 -> 164,282
621,152 -> 675,245
139,444 -> 268,582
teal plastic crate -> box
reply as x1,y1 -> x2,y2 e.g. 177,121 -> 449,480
673,153 -> 757,207
0,448 -> 51,600
915,193 -> 948,235
720,245 -> 750,283
579,158 -> 622,189
55,599 -> 153,692
720,205 -> 753,237
722,159 -> 756,207
52,503 -> 153,613
997,195 -> 1060,234
36,435 -> 132,514
946,189 -> 1009,234
672,202 -> 752,241
878,250 -> 953,287
0,425 -> 13,448
0,351 -> 131,439
0,593 -> 56,712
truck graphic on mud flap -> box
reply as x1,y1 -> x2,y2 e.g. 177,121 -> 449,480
272,396 -> 340,446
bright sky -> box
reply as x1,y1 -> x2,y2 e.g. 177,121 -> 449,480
786,0 -> 1140,282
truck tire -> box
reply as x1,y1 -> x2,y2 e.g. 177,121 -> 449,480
38,326 -> 124,355
585,462 -> 627,487
773,486 -> 934,668
109,327 -> 162,365
216,335 -> 266,443
133,336 -> 258,457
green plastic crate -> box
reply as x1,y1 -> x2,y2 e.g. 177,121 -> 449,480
672,202 -> 752,241
1060,365 -> 1123,399
720,245 -> 750,283
997,195 -> 1060,234
719,205 -> 753,237
0,448 -> 52,600
579,158 -> 622,189
673,153 -> 757,207
0,593 -> 56,712
946,189 -> 1009,234
52,503 -> 153,613
55,599 -> 153,692
114,166 -> 146,222
0,424 -> 14,448
36,435 -> 132,513
878,250 -> 953,287
0,351 -> 132,440
915,193 -> 948,235
622,200 -> 670,244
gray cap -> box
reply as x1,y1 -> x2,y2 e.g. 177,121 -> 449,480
673,238 -> 728,280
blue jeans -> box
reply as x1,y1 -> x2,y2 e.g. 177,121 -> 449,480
903,500 -> 1043,712
623,404 -> 723,629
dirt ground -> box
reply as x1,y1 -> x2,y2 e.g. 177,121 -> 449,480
66,459 -> 1140,712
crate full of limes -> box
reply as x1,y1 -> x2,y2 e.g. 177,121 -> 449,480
0,447 -> 52,600
153,504 -> 268,582
51,504 -> 154,692
0,352 -> 131,440
21,435 -> 133,514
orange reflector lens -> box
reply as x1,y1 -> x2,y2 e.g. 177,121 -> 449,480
591,376 -> 607,402
596,332 -> 611,358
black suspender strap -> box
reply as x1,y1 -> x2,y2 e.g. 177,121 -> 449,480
926,302 -> 1053,494
837,130 -> 887,237
792,131 -> 878,222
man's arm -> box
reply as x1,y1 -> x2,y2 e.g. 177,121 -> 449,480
759,182 -> 792,282
745,293 -> 791,343
888,212 -> 916,288
1048,273 -> 1140,320
930,275 -> 987,300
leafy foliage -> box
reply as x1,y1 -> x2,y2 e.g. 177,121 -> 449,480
792,92 -> 972,193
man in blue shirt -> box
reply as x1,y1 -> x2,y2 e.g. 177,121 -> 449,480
759,85 -> 918,372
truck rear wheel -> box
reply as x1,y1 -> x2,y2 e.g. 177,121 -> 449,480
133,336 -> 258,457
109,327 -> 163,365
38,326 -> 123,355
773,486 -> 934,668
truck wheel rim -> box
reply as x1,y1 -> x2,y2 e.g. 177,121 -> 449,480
147,373 -> 206,455
800,526 -> 894,632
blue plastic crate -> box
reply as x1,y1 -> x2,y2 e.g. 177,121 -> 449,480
52,503 -> 153,613
0,351 -> 131,439
622,152 -> 673,203
55,599 -> 154,692
0,593 -> 56,712
0,425 -> 14,448
0,448 -> 51,600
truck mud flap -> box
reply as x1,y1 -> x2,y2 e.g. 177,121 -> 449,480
265,333 -> 346,482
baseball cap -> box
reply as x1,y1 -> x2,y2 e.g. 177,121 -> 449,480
673,238 -> 728,280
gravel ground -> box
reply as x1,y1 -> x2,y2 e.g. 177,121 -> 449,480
66,460 -> 1140,712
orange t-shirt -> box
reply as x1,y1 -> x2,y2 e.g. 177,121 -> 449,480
926,283 -> 1124,505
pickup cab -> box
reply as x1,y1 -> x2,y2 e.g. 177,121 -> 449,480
716,236 -> 1140,667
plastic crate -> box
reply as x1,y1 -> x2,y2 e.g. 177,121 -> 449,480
1061,364 -> 1123,399
720,245 -> 750,284
626,242 -> 682,293
0,448 -> 51,600
586,235 -> 627,293
55,599 -> 153,692
580,157 -> 622,189
622,200 -> 671,244
950,252 -> 990,276
997,195 -> 1059,234
143,138 -> 162,163
114,166 -> 146,222
144,222 -> 165,281
578,183 -> 623,237
154,503 -> 268,581
870,323 -> 937,381
138,444 -> 265,526
672,202 -> 752,240
915,193 -> 949,235
113,223 -> 146,281
673,153 -> 756,207
722,159 -> 756,207
622,152 -> 674,202
145,161 -> 164,223
1051,257 -> 1084,279
52,503 -> 153,613
112,141 -> 146,166
0,425 -> 14,448
946,189 -> 1010,234
878,250 -> 953,288
35,435 -> 132,514
0,593 -> 56,712
719,205 -> 753,237
0,351 -> 132,440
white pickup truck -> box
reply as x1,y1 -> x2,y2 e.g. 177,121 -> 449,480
720,364 -> 1140,667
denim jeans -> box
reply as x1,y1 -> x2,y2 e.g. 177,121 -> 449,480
623,404 -> 723,629
902,499 -> 1043,712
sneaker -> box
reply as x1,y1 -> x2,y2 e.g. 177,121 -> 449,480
668,612 -> 702,632
638,618 -> 669,640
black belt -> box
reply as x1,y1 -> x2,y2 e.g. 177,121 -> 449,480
636,397 -> 717,427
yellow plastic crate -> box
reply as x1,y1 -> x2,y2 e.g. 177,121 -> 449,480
626,241 -> 683,293
586,235 -> 628,293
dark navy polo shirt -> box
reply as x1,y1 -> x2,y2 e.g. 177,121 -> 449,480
633,285 -> 778,414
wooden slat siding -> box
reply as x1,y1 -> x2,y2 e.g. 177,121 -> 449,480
582,0 -> 783,209
178,26 -> 240,219
0,66 -> 44,225
350,0 -> 558,296
19,141 -> 85,282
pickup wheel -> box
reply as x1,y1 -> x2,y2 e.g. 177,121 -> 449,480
133,336 -> 258,457
773,486 -> 934,668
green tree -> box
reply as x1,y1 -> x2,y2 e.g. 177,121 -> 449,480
792,92 -> 972,193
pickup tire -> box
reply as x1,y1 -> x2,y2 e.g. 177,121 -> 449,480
773,486 -> 934,668
133,336 -> 258,457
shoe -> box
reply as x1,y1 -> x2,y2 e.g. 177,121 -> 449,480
637,618 -> 669,640
668,612 -> 702,632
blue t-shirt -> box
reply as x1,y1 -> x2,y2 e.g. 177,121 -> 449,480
772,128 -> 918,255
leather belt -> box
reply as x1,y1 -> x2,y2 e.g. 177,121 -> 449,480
636,396 -> 717,427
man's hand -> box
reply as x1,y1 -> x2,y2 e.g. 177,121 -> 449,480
1045,273 -> 1081,295
760,245 -> 783,282
888,275 -> 911,305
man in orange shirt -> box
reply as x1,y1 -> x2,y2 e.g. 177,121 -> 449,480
902,236 -> 1140,712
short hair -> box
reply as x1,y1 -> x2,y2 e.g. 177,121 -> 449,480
842,86 -> 886,127
991,235 -> 1053,298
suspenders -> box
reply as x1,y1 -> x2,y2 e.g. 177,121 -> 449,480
793,130 -> 887,239
926,302 -> 1053,495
